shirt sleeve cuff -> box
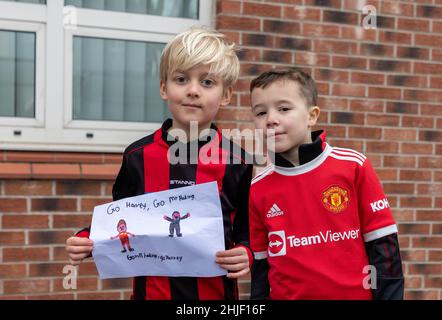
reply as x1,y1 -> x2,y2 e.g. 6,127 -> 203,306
235,244 -> 254,267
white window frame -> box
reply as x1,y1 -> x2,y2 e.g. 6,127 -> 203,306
0,0 -> 214,152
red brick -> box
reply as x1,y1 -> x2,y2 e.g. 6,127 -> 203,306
217,16 -> 260,31
332,84 -> 366,98
53,214 -> 92,228
369,59 -> 411,73
366,114 -> 400,126
330,112 -> 364,125
415,34 -> 442,48
28,230 -> 75,245
416,211 -> 442,221
302,23 -> 339,38
398,18 -> 430,32
81,164 -> 120,180
376,169 -> 398,181
421,104 -> 442,116
348,127 -> 381,139
349,100 -> 383,112
402,116 -> 434,129
314,40 -> 357,55
81,198 -> 112,212
0,163 -> 31,179
32,164 -> 81,179
29,263 -> 69,277
405,277 -> 423,289
243,3 -> 281,18
2,247 -> 49,262
418,184 -> 442,196
242,33 -> 274,48
401,143 -> 433,155
216,108 -> 253,122
380,2 -> 415,16
0,264 -> 27,278
398,223 -> 430,235
28,293 -> 75,300
77,292 -> 121,300
4,280 -> 50,294
379,31 -> 412,44
351,72 -> 385,85
425,277 -> 442,289
0,198 -> 27,212
56,181 -> 101,196
4,180 -> 53,196
332,56 -> 367,70
400,197 -> 432,208
101,278 -> 132,290
368,87 -> 401,100
296,52 -> 329,66
429,251 -> 442,261
384,129 -> 417,141
263,20 -> 300,34
396,47 -> 429,60
405,290 -> 439,300
314,69 -> 349,83
408,263 -> 442,274
5,151 -> 55,163
283,7 -> 320,21
383,183 -> 414,195
384,156 -> 416,168
217,0 -> 241,14
387,75 -> 428,88
366,141 -> 399,154
419,157 -> 442,169
0,231 -> 25,245
263,50 -> 292,63
341,26 -> 376,42
31,198 -> 77,212
400,250 -> 426,262
2,215 -> 49,229
414,62 -> 442,75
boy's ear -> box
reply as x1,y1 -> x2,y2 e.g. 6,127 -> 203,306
308,106 -> 321,127
159,80 -> 168,100
220,86 -> 233,107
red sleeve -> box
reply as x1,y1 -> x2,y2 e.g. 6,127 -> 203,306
356,158 -> 397,242
249,189 -> 268,261
75,228 -> 90,239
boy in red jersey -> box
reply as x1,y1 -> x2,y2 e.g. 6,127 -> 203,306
249,67 -> 404,300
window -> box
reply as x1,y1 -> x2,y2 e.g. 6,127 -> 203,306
0,30 -> 36,118
64,0 -> 198,19
0,0 -> 213,152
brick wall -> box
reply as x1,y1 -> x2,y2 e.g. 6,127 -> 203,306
1,0 -> 441,300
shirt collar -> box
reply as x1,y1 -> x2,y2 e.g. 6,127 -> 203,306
274,130 -> 327,167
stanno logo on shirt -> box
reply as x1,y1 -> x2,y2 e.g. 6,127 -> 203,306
170,180 -> 195,186
322,185 -> 349,213
267,203 -> 284,218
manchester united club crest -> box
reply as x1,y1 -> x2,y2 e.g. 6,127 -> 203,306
322,186 -> 349,213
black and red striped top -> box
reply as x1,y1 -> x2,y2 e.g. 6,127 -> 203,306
77,119 -> 253,300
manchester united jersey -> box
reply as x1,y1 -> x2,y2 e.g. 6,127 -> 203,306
249,142 -> 398,300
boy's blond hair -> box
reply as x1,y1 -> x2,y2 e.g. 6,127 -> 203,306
160,27 -> 240,87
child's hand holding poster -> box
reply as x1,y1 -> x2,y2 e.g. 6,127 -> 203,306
89,181 -> 227,279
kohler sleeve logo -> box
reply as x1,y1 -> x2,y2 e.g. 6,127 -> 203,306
370,198 -> 390,213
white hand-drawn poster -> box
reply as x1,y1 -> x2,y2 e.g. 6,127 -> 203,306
89,181 -> 227,279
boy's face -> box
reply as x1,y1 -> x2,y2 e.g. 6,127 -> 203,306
160,64 -> 232,132
251,80 -> 319,156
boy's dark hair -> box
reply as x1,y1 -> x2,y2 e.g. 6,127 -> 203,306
250,67 -> 318,107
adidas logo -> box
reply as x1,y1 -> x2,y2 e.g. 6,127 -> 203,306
266,203 -> 284,218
